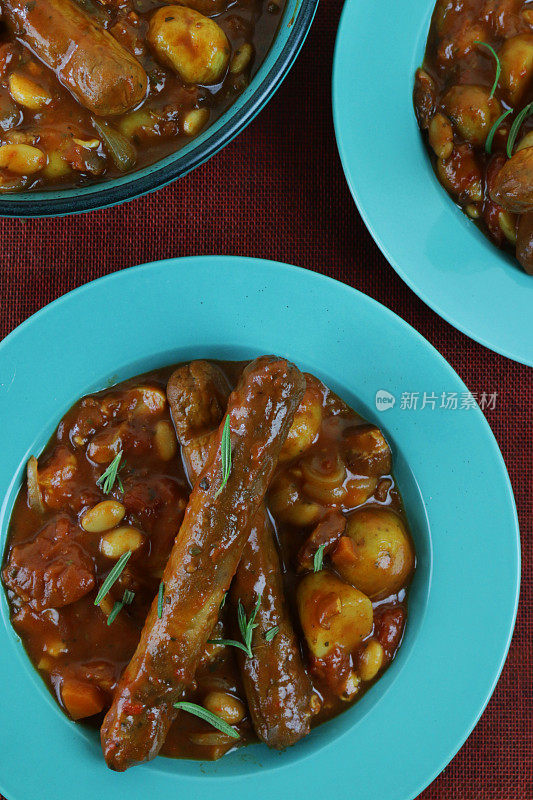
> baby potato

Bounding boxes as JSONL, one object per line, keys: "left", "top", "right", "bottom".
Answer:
{"left": 499, "top": 34, "right": 533, "bottom": 106}
{"left": 297, "top": 571, "right": 373, "bottom": 659}
{"left": 268, "top": 470, "right": 322, "bottom": 526}
{"left": 442, "top": 85, "right": 501, "bottom": 147}
{"left": 148, "top": 6, "right": 230, "bottom": 85}
{"left": 42, "top": 151, "right": 71, "bottom": 180}
{"left": 331, "top": 507, "right": 415, "bottom": 600}
{"left": 279, "top": 376, "right": 323, "bottom": 462}
{"left": 516, "top": 130, "right": 533, "bottom": 153}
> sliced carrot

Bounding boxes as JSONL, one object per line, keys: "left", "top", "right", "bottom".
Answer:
{"left": 61, "top": 678, "right": 105, "bottom": 720}
{"left": 331, "top": 535, "right": 357, "bottom": 566}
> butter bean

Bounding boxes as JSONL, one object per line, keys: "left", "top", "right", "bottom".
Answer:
{"left": 100, "top": 527, "right": 143, "bottom": 558}
{"left": 81, "top": 500, "right": 126, "bottom": 533}
{"left": 0, "top": 143, "right": 46, "bottom": 174}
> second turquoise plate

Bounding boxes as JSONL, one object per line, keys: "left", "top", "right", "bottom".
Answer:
{"left": 332, "top": 0, "right": 533, "bottom": 367}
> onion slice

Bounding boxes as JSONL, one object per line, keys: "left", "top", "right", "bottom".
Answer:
{"left": 27, "top": 455, "right": 44, "bottom": 514}
{"left": 91, "top": 118, "right": 137, "bottom": 172}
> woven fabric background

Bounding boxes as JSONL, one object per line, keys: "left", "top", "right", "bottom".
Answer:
{"left": 0, "top": 0, "right": 531, "bottom": 797}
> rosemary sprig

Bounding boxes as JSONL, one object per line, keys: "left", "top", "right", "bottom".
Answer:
{"left": 96, "top": 450, "right": 124, "bottom": 494}
{"left": 173, "top": 701, "right": 240, "bottom": 739}
{"left": 264, "top": 625, "right": 279, "bottom": 642}
{"left": 507, "top": 101, "right": 533, "bottom": 157}
{"left": 157, "top": 581, "right": 165, "bottom": 619}
{"left": 313, "top": 543, "right": 326, "bottom": 573}
{"left": 214, "top": 415, "right": 231, "bottom": 498}
{"left": 209, "top": 594, "right": 262, "bottom": 658}
{"left": 485, "top": 108, "right": 512, "bottom": 154}
{"left": 94, "top": 550, "right": 132, "bottom": 606}
{"left": 474, "top": 41, "right": 501, "bottom": 99}
{"left": 106, "top": 588, "right": 135, "bottom": 626}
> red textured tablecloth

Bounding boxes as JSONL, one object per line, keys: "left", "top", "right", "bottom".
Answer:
{"left": 0, "top": 0, "right": 531, "bottom": 797}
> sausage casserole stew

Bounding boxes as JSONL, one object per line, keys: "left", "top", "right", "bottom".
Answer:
{"left": 0, "top": 0, "right": 285, "bottom": 191}
{"left": 415, "top": 0, "right": 533, "bottom": 274}
{"left": 2, "top": 357, "right": 415, "bottom": 767}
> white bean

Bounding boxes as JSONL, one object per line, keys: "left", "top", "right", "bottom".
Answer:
{"left": 0, "top": 143, "right": 46, "bottom": 174}
{"left": 81, "top": 500, "right": 126, "bottom": 533}
{"left": 100, "top": 527, "right": 144, "bottom": 558}
{"left": 8, "top": 73, "right": 52, "bottom": 110}
{"left": 154, "top": 420, "right": 178, "bottom": 461}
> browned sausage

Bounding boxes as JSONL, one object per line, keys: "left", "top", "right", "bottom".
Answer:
{"left": 2, "top": 0, "right": 148, "bottom": 115}
{"left": 168, "top": 361, "right": 317, "bottom": 749}
{"left": 490, "top": 147, "right": 533, "bottom": 213}
{"left": 229, "top": 511, "right": 318, "bottom": 747}
{"left": 101, "top": 356, "right": 305, "bottom": 770}
{"left": 516, "top": 211, "right": 533, "bottom": 273}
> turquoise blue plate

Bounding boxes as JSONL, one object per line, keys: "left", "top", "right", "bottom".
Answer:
{"left": 0, "top": 257, "right": 520, "bottom": 800}
{"left": 332, "top": 0, "right": 533, "bottom": 367}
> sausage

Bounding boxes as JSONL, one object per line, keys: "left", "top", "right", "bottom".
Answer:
{"left": 101, "top": 356, "right": 305, "bottom": 770}
{"left": 229, "top": 511, "right": 318, "bottom": 747}
{"left": 168, "top": 361, "right": 317, "bottom": 749}
{"left": 2, "top": 0, "right": 148, "bottom": 116}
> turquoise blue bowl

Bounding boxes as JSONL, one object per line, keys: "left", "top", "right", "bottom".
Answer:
{"left": 0, "top": 0, "right": 317, "bottom": 218}
{"left": 332, "top": 0, "right": 533, "bottom": 367}
{"left": 0, "top": 257, "right": 520, "bottom": 800}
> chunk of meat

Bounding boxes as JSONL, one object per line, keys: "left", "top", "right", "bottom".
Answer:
{"left": 2, "top": 516, "right": 95, "bottom": 610}
{"left": 297, "top": 508, "right": 346, "bottom": 572}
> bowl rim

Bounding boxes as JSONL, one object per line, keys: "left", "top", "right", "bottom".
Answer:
{"left": 331, "top": 0, "right": 533, "bottom": 367}
{"left": 0, "top": 256, "right": 520, "bottom": 800}
{"left": 0, "top": 0, "right": 318, "bottom": 218}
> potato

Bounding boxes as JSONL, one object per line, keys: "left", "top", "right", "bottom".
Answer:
{"left": 279, "top": 376, "right": 322, "bottom": 462}
{"left": 331, "top": 507, "right": 415, "bottom": 599}
{"left": 297, "top": 571, "right": 373, "bottom": 658}
{"left": 268, "top": 470, "right": 322, "bottom": 526}
{"left": 499, "top": 34, "right": 533, "bottom": 106}
{"left": 442, "top": 85, "right": 501, "bottom": 147}
{"left": 490, "top": 147, "right": 533, "bottom": 213}
{"left": 148, "top": 6, "right": 230, "bottom": 85}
